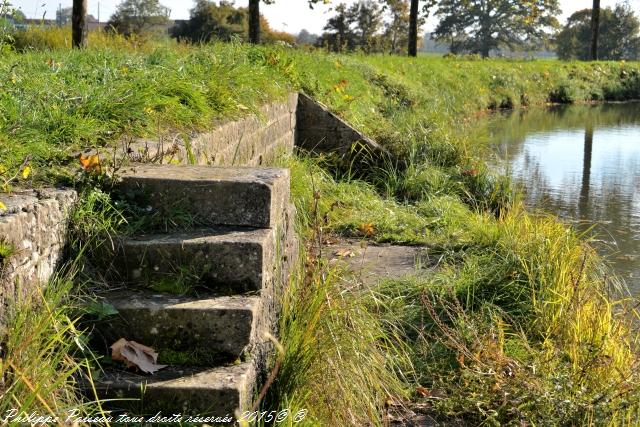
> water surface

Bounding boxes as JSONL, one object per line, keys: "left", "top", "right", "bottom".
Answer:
{"left": 487, "top": 103, "right": 640, "bottom": 293}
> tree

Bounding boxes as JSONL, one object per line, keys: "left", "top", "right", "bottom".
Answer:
{"left": 171, "top": 0, "right": 246, "bottom": 42}
{"left": 72, "top": 0, "right": 87, "bottom": 48}
{"left": 556, "top": 5, "right": 640, "bottom": 61}
{"left": 106, "top": 0, "right": 170, "bottom": 37}
{"left": 590, "top": 0, "right": 600, "bottom": 60}
{"left": 317, "top": 2, "right": 357, "bottom": 52}
{"left": 433, "top": 0, "right": 560, "bottom": 57}
{"left": 352, "top": 0, "right": 383, "bottom": 52}
{"left": 383, "top": 0, "right": 410, "bottom": 54}
{"left": 296, "top": 29, "right": 318, "bottom": 45}
{"left": 171, "top": 0, "right": 294, "bottom": 44}
{"left": 408, "top": 0, "right": 435, "bottom": 56}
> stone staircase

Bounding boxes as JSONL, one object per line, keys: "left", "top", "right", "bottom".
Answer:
{"left": 87, "top": 165, "right": 296, "bottom": 416}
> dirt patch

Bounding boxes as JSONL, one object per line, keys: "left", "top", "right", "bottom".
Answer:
{"left": 325, "top": 239, "right": 436, "bottom": 286}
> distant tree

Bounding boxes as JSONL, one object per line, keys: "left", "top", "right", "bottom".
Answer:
{"left": 317, "top": 2, "right": 357, "bottom": 52}
{"left": 171, "top": 0, "right": 293, "bottom": 44}
{"left": 556, "top": 5, "right": 640, "bottom": 61}
{"left": 433, "top": 0, "right": 560, "bottom": 57}
{"left": 171, "top": 0, "right": 246, "bottom": 42}
{"left": 352, "top": 0, "right": 383, "bottom": 52}
{"left": 591, "top": 0, "right": 600, "bottom": 60}
{"left": 382, "top": 0, "right": 410, "bottom": 54}
{"left": 106, "top": 0, "right": 170, "bottom": 37}
{"left": 296, "top": 28, "right": 318, "bottom": 45}
{"left": 72, "top": 0, "right": 87, "bottom": 48}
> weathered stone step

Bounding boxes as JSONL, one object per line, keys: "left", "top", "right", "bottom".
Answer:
{"left": 92, "top": 291, "right": 260, "bottom": 363}
{"left": 116, "top": 165, "right": 290, "bottom": 229}
{"left": 105, "top": 227, "right": 274, "bottom": 293}
{"left": 93, "top": 363, "right": 255, "bottom": 416}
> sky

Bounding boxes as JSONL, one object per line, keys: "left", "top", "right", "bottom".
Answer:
{"left": 10, "top": 0, "right": 640, "bottom": 35}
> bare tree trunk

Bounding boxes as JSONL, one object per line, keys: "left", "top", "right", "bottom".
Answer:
{"left": 579, "top": 123, "right": 594, "bottom": 218}
{"left": 249, "top": 0, "right": 260, "bottom": 44}
{"left": 408, "top": 0, "right": 418, "bottom": 57}
{"left": 590, "top": 0, "right": 601, "bottom": 60}
{"left": 72, "top": 0, "right": 87, "bottom": 49}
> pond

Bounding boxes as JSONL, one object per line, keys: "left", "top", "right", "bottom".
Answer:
{"left": 487, "top": 102, "right": 640, "bottom": 294}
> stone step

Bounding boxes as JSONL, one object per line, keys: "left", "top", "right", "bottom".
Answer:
{"left": 93, "top": 363, "right": 255, "bottom": 416}
{"left": 105, "top": 227, "right": 274, "bottom": 293}
{"left": 115, "top": 165, "right": 290, "bottom": 229}
{"left": 92, "top": 291, "right": 261, "bottom": 363}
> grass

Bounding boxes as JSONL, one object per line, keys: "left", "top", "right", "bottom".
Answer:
{"left": 0, "top": 268, "right": 101, "bottom": 421}
{"left": 2, "top": 30, "right": 640, "bottom": 424}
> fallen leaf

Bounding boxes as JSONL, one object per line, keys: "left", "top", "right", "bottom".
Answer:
{"left": 416, "top": 387, "right": 430, "bottom": 397}
{"left": 79, "top": 154, "right": 102, "bottom": 174}
{"left": 21, "top": 166, "right": 31, "bottom": 180}
{"left": 334, "top": 248, "right": 356, "bottom": 258}
{"left": 110, "top": 338, "right": 167, "bottom": 374}
{"left": 358, "top": 222, "right": 375, "bottom": 237}
{"left": 0, "top": 201, "right": 6, "bottom": 212}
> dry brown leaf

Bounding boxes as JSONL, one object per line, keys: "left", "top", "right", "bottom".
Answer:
{"left": 358, "top": 222, "right": 375, "bottom": 237}
{"left": 110, "top": 338, "right": 167, "bottom": 374}
{"left": 334, "top": 248, "right": 356, "bottom": 258}
{"left": 415, "top": 387, "right": 430, "bottom": 397}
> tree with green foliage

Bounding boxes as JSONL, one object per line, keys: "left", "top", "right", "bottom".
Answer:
{"left": 171, "top": 0, "right": 246, "bottom": 42}
{"left": 433, "top": 0, "right": 560, "bottom": 57}
{"left": 171, "top": 0, "right": 294, "bottom": 44}
{"left": 557, "top": 4, "right": 640, "bottom": 61}
{"left": 352, "top": 0, "right": 384, "bottom": 52}
{"left": 106, "top": 0, "right": 170, "bottom": 38}
{"left": 317, "top": 2, "right": 356, "bottom": 52}
{"left": 383, "top": 0, "right": 410, "bottom": 54}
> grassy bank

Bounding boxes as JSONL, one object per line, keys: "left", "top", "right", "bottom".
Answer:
{"left": 1, "top": 35, "right": 640, "bottom": 424}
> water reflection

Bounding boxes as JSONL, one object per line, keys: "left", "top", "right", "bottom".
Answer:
{"left": 488, "top": 103, "right": 640, "bottom": 292}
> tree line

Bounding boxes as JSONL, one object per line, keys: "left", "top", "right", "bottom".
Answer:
{"left": 64, "top": 0, "right": 639, "bottom": 60}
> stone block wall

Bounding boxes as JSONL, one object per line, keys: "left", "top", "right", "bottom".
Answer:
{"left": 122, "top": 93, "right": 298, "bottom": 167}
{"left": 0, "top": 189, "right": 77, "bottom": 333}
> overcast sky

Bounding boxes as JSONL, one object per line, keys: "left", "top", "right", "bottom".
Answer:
{"left": 10, "top": 0, "right": 640, "bottom": 35}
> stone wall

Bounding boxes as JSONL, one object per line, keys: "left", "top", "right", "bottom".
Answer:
{"left": 121, "top": 93, "right": 298, "bottom": 167}
{"left": 295, "top": 93, "right": 387, "bottom": 158}
{"left": 0, "top": 189, "right": 77, "bottom": 333}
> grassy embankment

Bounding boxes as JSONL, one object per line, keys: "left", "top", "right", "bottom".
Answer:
{"left": 1, "top": 31, "right": 640, "bottom": 424}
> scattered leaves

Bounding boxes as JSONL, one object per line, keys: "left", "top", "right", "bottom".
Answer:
{"left": 21, "top": 166, "right": 31, "bottom": 180}
{"left": 111, "top": 338, "right": 167, "bottom": 374}
{"left": 358, "top": 222, "right": 375, "bottom": 237}
{"left": 416, "top": 387, "right": 430, "bottom": 397}
{"left": 334, "top": 248, "right": 356, "bottom": 258}
{"left": 79, "top": 153, "right": 102, "bottom": 174}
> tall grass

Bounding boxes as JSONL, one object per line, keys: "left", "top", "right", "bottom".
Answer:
{"left": 0, "top": 269, "right": 99, "bottom": 420}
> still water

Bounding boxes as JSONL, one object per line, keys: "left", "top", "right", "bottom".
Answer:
{"left": 488, "top": 103, "right": 640, "bottom": 294}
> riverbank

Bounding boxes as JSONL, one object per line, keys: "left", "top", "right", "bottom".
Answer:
{"left": 1, "top": 38, "right": 640, "bottom": 424}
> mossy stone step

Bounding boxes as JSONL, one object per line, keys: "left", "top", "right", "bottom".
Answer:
{"left": 92, "top": 290, "right": 261, "bottom": 362}
{"left": 116, "top": 165, "right": 290, "bottom": 229}
{"left": 105, "top": 227, "right": 275, "bottom": 293}
{"left": 93, "top": 363, "right": 255, "bottom": 416}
